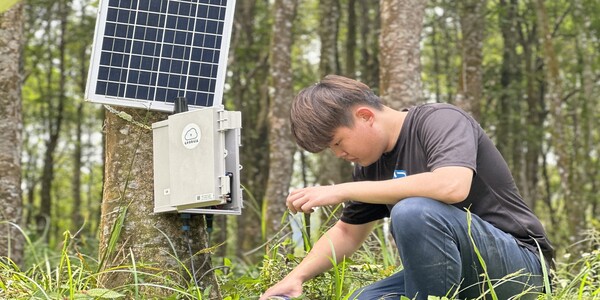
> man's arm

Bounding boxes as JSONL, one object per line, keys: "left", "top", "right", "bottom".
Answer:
{"left": 287, "top": 166, "right": 474, "bottom": 214}
{"left": 259, "top": 220, "right": 375, "bottom": 300}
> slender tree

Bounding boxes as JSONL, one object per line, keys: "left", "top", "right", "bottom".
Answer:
{"left": 316, "top": 0, "right": 350, "bottom": 188}
{"left": 37, "top": 0, "right": 69, "bottom": 242}
{"left": 0, "top": 2, "right": 24, "bottom": 266}
{"left": 456, "top": 0, "right": 486, "bottom": 120}
{"left": 534, "top": 0, "right": 586, "bottom": 244}
{"left": 228, "top": 0, "right": 272, "bottom": 258}
{"left": 358, "top": 0, "right": 380, "bottom": 89}
{"left": 264, "top": 0, "right": 299, "bottom": 239}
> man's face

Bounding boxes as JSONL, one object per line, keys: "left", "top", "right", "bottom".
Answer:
{"left": 327, "top": 117, "right": 384, "bottom": 167}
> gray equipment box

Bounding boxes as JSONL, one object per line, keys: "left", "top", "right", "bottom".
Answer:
{"left": 152, "top": 106, "right": 243, "bottom": 215}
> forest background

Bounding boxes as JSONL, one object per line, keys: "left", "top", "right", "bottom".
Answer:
{"left": 0, "top": 0, "right": 599, "bottom": 299}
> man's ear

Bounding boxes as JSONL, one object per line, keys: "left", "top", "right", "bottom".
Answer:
{"left": 355, "top": 106, "right": 375, "bottom": 123}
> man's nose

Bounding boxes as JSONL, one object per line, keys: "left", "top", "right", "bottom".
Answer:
{"left": 330, "top": 147, "right": 347, "bottom": 158}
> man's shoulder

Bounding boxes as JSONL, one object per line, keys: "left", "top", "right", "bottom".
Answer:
{"left": 411, "top": 103, "right": 465, "bottom": 115}
{"left": 409, "top": 103, "right": 475, "bottom": 125}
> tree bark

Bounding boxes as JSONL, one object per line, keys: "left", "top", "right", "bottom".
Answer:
{"left": 0, "top": 2, "right": 24, "bottom": 266}
{"left": 264, "top": 0, "right": 299, "bottom": 238}
{"left": 317, "top": 0, "right": 351, "bottom": 188}
{"left": 496, "top": 0, "right": 522, "bottom": 181}
{"left": 358, "top": 1, "right": 380, "bottom": 89}
{"left": 229, "top": 0, "right": 271, "bottom": 258}
{"left": 99, "top": 107, "right": 220, "bottom": 298}
{"left": 38, "top": 0, "right": 69, "bottom": 243}
{"left": 457, "top": 0, "right": 486, "bottom": 121}
{"left": 534, "top": 0, "right": 585, "bottom": 243}
{"left": 379, "top": 0, "right": 426, "bottom": 107}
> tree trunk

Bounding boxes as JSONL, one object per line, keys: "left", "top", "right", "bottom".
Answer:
{"left": 264, "top": 0, "right": 299, "bottom": 239}
{"left": 229, "top": 0, "right": 271, "bottom": 259}
{"left": 358, "top": 1, "right": 379, "bottom": 89}
{"left": 72, "top": 102, "right": 84, "bottom": 230}
{"left": 345, "top": 0, "right": 357, "bottom": 78}
{"left": 38, "top": 0, "right": 69, "bottom": 243}
{"left": 0, "top": 2, "right": 24, "bottom": 266}
{"left": 317, "top": 0, "right": 351, "bottom": 188}
{"left": 319, "top": 0, "right": 340, "bottom": 76}
{"left": 379, "top": 0, "right": 425, "bottom": 107}
{"left": 457, "top": 0, "right": 486, "bottom": 121}
{"left": 496, "top": 0, "right": 523, "bottom": 185}
{"left": 98, "top": 107, "right": 220, "bottom": 298}
{"left": 534, "top": 0, "right": 585, "bottom": 243}
{"left": 519, "top": 6, "right": 544, "bottom": 210}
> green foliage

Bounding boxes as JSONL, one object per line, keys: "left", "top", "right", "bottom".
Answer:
{"left": 0, "top": 227, "right": 217, "bottom": 299}
{"left": 0, "top": 0, "right": 20, "bottom": 14}
{"left": 2, "top": 222, "right": 600, "bottom": 299}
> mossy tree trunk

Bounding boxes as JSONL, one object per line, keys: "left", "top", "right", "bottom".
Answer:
{"left": 98, "top": 107, "right": 220, "bottom": 298}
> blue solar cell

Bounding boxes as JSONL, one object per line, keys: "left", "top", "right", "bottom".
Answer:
{"left": 166, "top": 15, "right": 177, "bottom": 28}
{"left": 166, "top": 89, "right": 178, "bottom": 101}
{"left": 168, "top": 75, "right": 181, "bottom": 88}
{"left": 98, "top": 66, "right": 110, "bottom": 80}
{"left": 100, "top": 52, "right": 111, "bottom": 65}
{"left": 117, "top": 9, "right": 133, "bottom": 23}
{"left": 172, "top": 45, "right": 186, "bottom": 59}
{"left": 96, "top": 81, "right": 107, "bottom": 94}
{"left": 138, "top": 86, "right": 150, "bottom": 99}
{"left": 105, "top": 22, "right": 116, "bottom": 36}
{"left": 203, "top": 34, "right": 216, "bottom": 48}
{"left": 171, "top": 60, "right": 183, "bottom": 73}
{"left": 110, "top": 53, "right": 125, "bottom": 66}
{"left": 106, "top": 82, "right": 120, "bottom": 96}
{"left": 128, "top": 70, "right": 139, "bottom": 84}
{"left": 205, "top": 20, "right": 218, "bottom": 34}
{"left": 107, "top": 8, "right": 118, "bottom": 22}
{"left": 141, "top": 57, "right": 158, "bottom": 71}
{"left": 175, "top": 31, "right": 193, "bottom": 45}
{"left": 208, "top": 6, "right": 220, "bottom": 19}
{"left": 164, "top": 29, "right": 175, "bottom": 43}
{"left": 179, "top": 3, "right": 192, "bottom": 16}
{"left": 125, "top": 85, "right": 137, "bottom": 98}
{"left": 108, "top": 68, "right": 124, "bottom": 81}
{"left": 140, "top": 71, "right": 152, "bottom": 83}
{"left": 142, "top": 42, "right": 157, "bottom": 56}
{"left": 148, "top": 13, "right": 164, "bottom": 27}
{"left": 113, "top": 38, "right": 128, "bottom": 52}
{"left": 145, "top": 27, "right": 159, "bottom": 41}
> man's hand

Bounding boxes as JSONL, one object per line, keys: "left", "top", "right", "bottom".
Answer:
{"left": 259, "top": 277, "right": 303, "bottom": 300}
{"left": 286, "top": 185, "right": 345, "bottom": 214}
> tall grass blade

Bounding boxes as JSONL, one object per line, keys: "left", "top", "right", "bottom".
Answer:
{"left": 465, "top": 210, "right": 498, "bottom": 300}
{"left": 97, "top": 204, "right": 129, "bottom": 273}
{"left": 129, "top": 247, "right": 139, "bottom": 298}
{"left": 534, "top": 238, "right": 552, "bottom": 300}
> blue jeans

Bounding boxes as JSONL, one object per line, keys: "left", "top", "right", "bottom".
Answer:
{"left": 351, "top": 197, "right": 544, "bottom": 300}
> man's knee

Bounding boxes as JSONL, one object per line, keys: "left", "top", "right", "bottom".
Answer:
{"left": 390, "top": 197, "right": 441, "bottom": 223}
{"left": 390, "top": 197, "right": 456, "bottom": 240}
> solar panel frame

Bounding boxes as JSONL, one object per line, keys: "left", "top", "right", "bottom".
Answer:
{"left": 85, "top": 0, "right": 235, "bottom": 112}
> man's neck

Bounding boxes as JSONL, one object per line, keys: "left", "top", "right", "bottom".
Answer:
{"left": 380, "top": 106, "right": 408, "bottom": 153}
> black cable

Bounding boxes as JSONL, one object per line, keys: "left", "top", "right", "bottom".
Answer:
{"left": 181, "top": 213, "right": 198, "bottom": 285}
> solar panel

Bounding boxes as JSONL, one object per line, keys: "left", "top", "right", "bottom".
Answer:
{"left": 85, "top": 0, "right": 235, "bottom": 112}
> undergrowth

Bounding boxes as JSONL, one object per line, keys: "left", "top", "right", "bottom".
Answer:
{"left": 1, "top": 221, "right": 599, "bottom": 299}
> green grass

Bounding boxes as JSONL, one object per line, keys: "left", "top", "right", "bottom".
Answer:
{"left": 2, "top": 219, "right": 600, "bottom": 300}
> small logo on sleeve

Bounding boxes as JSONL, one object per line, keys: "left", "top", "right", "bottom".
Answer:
{"left": 393, "top": 170, "right": 407, "bottom": 179}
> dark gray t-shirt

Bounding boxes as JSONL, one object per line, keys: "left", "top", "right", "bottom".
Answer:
{"left": 340, "top": 103, "right": 554, "bottom": 265}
